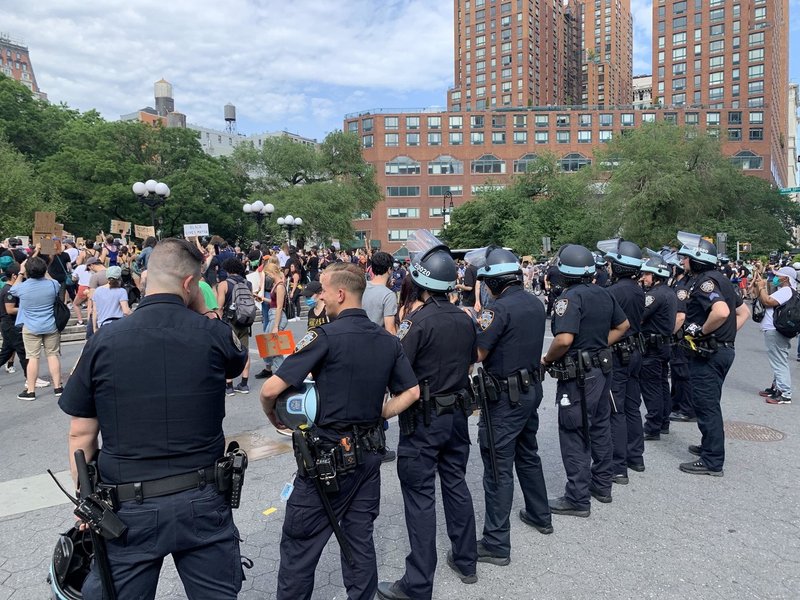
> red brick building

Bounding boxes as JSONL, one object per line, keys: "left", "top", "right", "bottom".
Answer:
{"left": 0, "top": 33, "right": 46, "bottom": 100}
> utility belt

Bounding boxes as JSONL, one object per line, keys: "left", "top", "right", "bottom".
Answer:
{"left": 293, "top": 423, "right": 385, "bottom": 494}
{"left": 399, "top": 382, "right": 471, "bottom": 435}
{"left": 492, "top": 369, "right": 538, "bottom": 406}
{"left": 679, "top": 334, "right": 734, "bottom": 359}
{"left": 97, "top": 442, "right": 248, "bottom": 509}
{"left": 546, "top": 349, "right": 613, "bottom": 382}
{"left": 640, "top": 332, "right": 673, "bottom": 350}
{"left": 611, "top": 336, "right": 642, "bottom": 365}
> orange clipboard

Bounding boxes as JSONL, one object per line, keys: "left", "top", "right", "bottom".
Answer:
{"left": 255, "top": 330, "right": 296, "bottom": 358}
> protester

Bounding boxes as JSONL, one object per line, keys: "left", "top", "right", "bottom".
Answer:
{"left": 90, "top": 265, "right": 131, "bottom": 330}
{"left": 753, "top": 266, "right": 795, "bottom": 404}
{"left": 254, "top": 262, "right": 288, "bottom": 383}
{"left": 303, "top": 281, "right": 330, "bottom": 329}
{"left": 216, "top": 257, "right": 252, "bottom": 395}
{"left": 362, "top": 251, "right": 397, "bottom": 334}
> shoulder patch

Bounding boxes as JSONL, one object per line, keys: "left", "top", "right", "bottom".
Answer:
{"left": 294, "top": 330, "right": 318, "bottom": 352}
{"left": 700, "top": 280, "right": 715, "bottom": 293}
{"left": 677, "top": 289, "right": 688, "bottom": 301}
{"left": 645, "top": 294, "right": 655, "bottom": 307}
{"left": 231, "top": 329, "right": 243, "bottom": 352}
{"left": 554, "top": 298, "right": 569, "bottom": 317}
{"left": 478, "top": 309, "right": 495, "bottom": 331}
{"left": 397, "top": 319, "right": 412, "bottom": 340}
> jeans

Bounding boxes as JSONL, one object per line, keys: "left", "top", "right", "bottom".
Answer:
{"left": 764, "top": 329, "right": 792, "bottom": 398}
{"left": 262, "top": 304, "right": 287, "bottom": 372}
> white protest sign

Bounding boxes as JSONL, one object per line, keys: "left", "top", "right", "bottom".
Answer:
{"left": 183, "top": 223, "right": 209, "bottom": 238}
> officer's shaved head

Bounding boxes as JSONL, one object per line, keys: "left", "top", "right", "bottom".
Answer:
{"left": 146, "top": 238, "right": 204, "bottom": 290}
{"left": 323, "top": 263, "right": 366, "bottom": 299}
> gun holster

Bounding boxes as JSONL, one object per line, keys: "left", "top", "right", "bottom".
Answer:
{"left": 215, "top": 441, "right": 248, "bottom": 508}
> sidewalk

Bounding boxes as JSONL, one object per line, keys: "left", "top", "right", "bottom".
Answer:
{"left": 0, "top": 319, "right": 797, "bottom": 599}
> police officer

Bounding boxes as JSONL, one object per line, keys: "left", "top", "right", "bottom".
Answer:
{"left": 378, "top": 230, "right": 478, "bottom": 600}
{"left": 639, "top": 251, "right": 679, "bottom": 440}
{"left": 597, "top": 238, "right": 645, "bottom": 483}
{"left": 593, "top": 252, "right": 609, "bottom": 287}
{"left": 676, "top": 232, "right": 748, "bottom": 476}
{"left": 467, "top": 245, "right": 551, "bottom": 564}
{"left": 544, "top": 258, "right": 563, "bottom": 318}
{"left": 260, "top": 262, "right": 419, "bottom": 600}
{"left": 543, "top": 244, "right": 629, "bottom": 515}
{"left": 667, "top": 253, "right": 695, "bottom": 422}
{"left": 59, "top": 238, "right": 249, "bottom": 599}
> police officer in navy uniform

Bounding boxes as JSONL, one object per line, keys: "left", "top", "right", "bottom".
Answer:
{"left": 59, "top": 238, "right": 249, "bottom": 600}
{"left": 466, "top": 245, "right": 551, "bottom": 564}
{"left": 667, "top": 255, "right": 695, "bottom": 422}
{"left": 543, "top": 244, "right": 629, "bottom": 515}
{"left": 676, "top": 232, "right": 749, "bottom": 476}
{"left": 378, "top": 230, "right": 478, "bottom": 600}
{"left": 260, "top": 262, "right": 419, "bottom": 600}
{"left": 639, "top": 251, "right": 679, "bottom": 441}
{"left": 597, "top": 238, "right": 646, "bottom": 484}
{"left": 593, "top": 252, "right": 609, "bottom": 287}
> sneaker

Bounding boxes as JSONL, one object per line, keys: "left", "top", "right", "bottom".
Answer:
{"left": 4, "top": 364, "right": 15, "bottom": 374}
{"left": 35, "top": 378, "right": 51, "bottom": 388}
{"left": 254, "top": 368, "right": 273, "bottom": 380}
{"left": 53, "top": 387, "right": 63, "bottom": 397}
{"left": 225, "top": 384, "right": 235, "bottom": 396}
{"left": 234, "top": 382, "right": 250, "bottom": 394}
{"left": 476, "top": 540, "right": 510, "bottom": 566}
{"left": 519, "top": 510, "right": 554, "bottom": 534}
{"left": 17, "top": 390, "right": 35, "bottom": 401}
{"left": 446, "top": 550, "right": 478, "bottom": 584}
{"left": 759, "top": 386, "right": 776, "bottom": 398}
{"left": 679, "top": 460, "right": 723, "bottom": 477}
{"left": 688, "top": 444, "right": 702, "bottom": 456}
{"left": 381, "top": 450, "right": 397, "bottom": 463}
{"left": 766, "top": 394, "right": 791, "bottom": 405}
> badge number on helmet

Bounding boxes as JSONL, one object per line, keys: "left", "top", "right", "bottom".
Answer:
{"left": 295, "top": 331, "right": 318, "bottom": 352}
{"left": 555, "top": 299, "right": 569, "bottom": 317}
{"left": 397, "top": 320, "right": 412, "bottom": 340}
{"left": 645, "top": 295, "right": 655, "bottom": 307}
{"left": 700, "top": 280, "right": 715, "bottom": 294}
{"left": 478, "top": 309, "right": 495, "bottom": 331}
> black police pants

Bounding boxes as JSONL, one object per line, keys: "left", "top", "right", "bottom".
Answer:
{"left": 82, "top": 486, "right": 242, "bottom": 600}
{"left": 396, "top": 409, "right": 476, "bottom": 600}
{"left": 557, "top": 368, "right": 612, "bottom": 509}
{"left": 670, "top": 346, "right": 695, "bottom": 417}
{"left": 0, "top": 320, "right": 27, "bottom": 375}
{"left": 688, "top": 347, "right": 734, "bottom": 472}
{"left": 609, "top": 350, "right": 643, "bottom": 475}
{"left": 641, "top": 346, "right": 672, "bottom": 435}
{"left": 478, "top": 384, "right": 549, "bottom": 556}
{"left": 277, "top": 451, "right": 383, "bottom": 600}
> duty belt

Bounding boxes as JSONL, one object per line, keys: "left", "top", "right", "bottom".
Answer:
{"left": 100, "top": 465, "right": 217, "bottom": 505}
{"left": 640, "top": 333, "right": 673, "bottom": 349}
{"left": 492, "top": 369, "right": 538, "bottom": 406}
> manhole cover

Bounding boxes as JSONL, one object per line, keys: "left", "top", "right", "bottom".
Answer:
{"left": 724, "top": 421, "right": 784, "bottom": 442}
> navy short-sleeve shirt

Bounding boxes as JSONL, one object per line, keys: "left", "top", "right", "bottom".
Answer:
{"left": 552, "top": 283, "right": 627, "bottom": 356}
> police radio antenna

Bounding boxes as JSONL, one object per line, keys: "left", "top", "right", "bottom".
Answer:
{"left": 46, "top": 469, "right": 80, "bottom": 506}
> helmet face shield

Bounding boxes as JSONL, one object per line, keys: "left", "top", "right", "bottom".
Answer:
{"left": 676, "top": 230, "right": 717, "bottom": 265}
{"left": 469, "top": 246, "right": 521, "bottom": 280}
{"left": 640, "top": 248, "right": 671, "bottom": 278}
{"left": 597, "top": 238, "right": 642, "bottom": 268}
{"left": 407, "top": 229, "right": 457, "bottom": 291}
{"left": 407, "top": 229, "right": 448, "bottom": 262}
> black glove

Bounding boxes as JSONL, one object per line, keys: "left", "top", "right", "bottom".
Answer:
{"left": 684, "top": 322, "right": 703, "bottom": 338}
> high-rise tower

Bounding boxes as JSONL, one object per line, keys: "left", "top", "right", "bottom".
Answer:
{"left": 581, "top": 0, "right": 633, "bottom": 107}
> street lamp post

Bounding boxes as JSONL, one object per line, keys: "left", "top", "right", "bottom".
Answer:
{"left": 276, "top": 215, "right": 303, "bottom": 245}
{"left": 132, "top": 179, "right": 170, "bottom": 236}
{"left": 442, "top": 191, "right": 454, "bottom": 229}
{"left": 242, "top": 200, "right": 275, "bottom": 245}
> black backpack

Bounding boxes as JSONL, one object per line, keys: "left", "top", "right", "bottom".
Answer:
{"left": 224, "top": 275, "right": 257, "bottom": 328}
{"left": 773, "top": 290, "right": 800, "bottom": 338}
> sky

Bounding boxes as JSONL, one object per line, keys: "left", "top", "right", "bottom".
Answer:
{"left": 5, "top": 0, "right": 800, "bottom": 142}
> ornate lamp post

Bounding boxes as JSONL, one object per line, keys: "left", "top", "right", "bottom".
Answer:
{"left": 242, "top": 200, "right": 275, "bottom": 244}
{"left": 132, "top": 179, "right": 170, "bottom": 235}
{"left": 442, "top": 191, "right": 455, "bottom": 229}
{"left": 277, "top": 215, "right": 303, "bottom": 245}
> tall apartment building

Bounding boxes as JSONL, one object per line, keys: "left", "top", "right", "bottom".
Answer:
{"left": 448, "top": 0, "right": 582, "bottom": 111}
{"left": 653, "top": 0, "right": 788, "bottom": 186}
{"left": 580, "top": 0, "right": 633, "bottom": 107}
{"left": 0, "top": 33, "right": 46, "bottom": 100}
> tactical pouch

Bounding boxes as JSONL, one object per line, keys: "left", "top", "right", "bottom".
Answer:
{"left": 596, "top": 348, "right": 613, "bottom": 374}
{"left": 434, "top": 394, "right": 456, "bottom": 416}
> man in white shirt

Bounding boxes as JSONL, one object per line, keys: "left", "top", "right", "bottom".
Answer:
{"left": 754, "top": 266, "right": 795, "bottom": 404}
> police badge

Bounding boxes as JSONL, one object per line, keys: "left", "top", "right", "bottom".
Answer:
{"left": 478, "top": 309, "right": 495, "bottom": 331}
{"left": 700, "top": 280, "right": 715, "bottom": 293}
{"left": 555, "top": 298, "right": 569, "bottom": 317}
{"left": 677, "top": 289, "right": 688, "bottom": 301}
{"left": 294, "top": 330, "right": 318, "bottom": 352}
{"left": 397, "top": 320, "right": 412, "bottom": 340}
{"left": 645, "top": 295, "right": 655, "bottom": 307}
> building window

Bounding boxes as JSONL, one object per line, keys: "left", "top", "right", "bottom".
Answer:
{"left": 748, "top": 48, "right": 764, "bottom": 62}
{"left": 748, "top": 128, "right": 763, "bottom": 141}
{"left": 385, "top": 133, "right": 399, "bottom": 147}
{"left": 491, "top": 115, "right": 506, "bottom": 129}
{"left": 428, "top": 132, "right": 442, "bottom": 146}
{"left": 406, "top": 116, "right": 420, "bottom": 130}
{"left": 706, "top": 112, "right": 721, "bottom": 126}
{"left": 492, "top": 132, "right": 506, "bottom": 144}
{"left": 556, "top": 114, "right": 570, "bottom": 127}
{"left": 621, "top": 113, "right": 635, "bottom": 126}
{"left": 556, "top": 131, "right": 570, "bottom": 144}
{"left": 472, "top": 154, "right": 506, "bottom": 174}
{"left": 710, "top": 40, "right": 725, "bottom": 53}
{"left": 428, "top": 185, "right": 463, "bottom": 197}
{"left": 599, "top": 130, "right": 613, "bottom": 143}
{"left": 449, "top": 116, "right": 463, "bottom": 129}
{"left": 749, "top": 111, "right": 764, "bottom": 124}
{"left": 749, "top": 32, "right": 764, "bottom": 46}
{"left": 730, "top": 150, "right": 762, "bottom": 169}
{"left": 449, "top": 132, "right": 463, "bottom": 145}
{"left": 385, "top": 156, "right": 421, "bottom": 176}
{"left": 388, "top": 230, "right": 411, "bottom": 241}
{"left": 385, "top": 116, "right": 399, "bottom": 130}
{"left": 362, "top": 135, "right": 373, "bottom": 148}
{"left": 513, "top": 114, "right": 527, "bottom": 128}
{"left": 728, "top": 111, "right": 742, "bottom": 125}
{"left": 559, "top": 153, "right": 591, "bottom": 172}
{"left": 534, "top": 131, "right": 549, "bottom": 144}
{"left": 642, "top": 113, "right": 656, "bottom": 123}
{"left": 387, "top": 208, "right": 420, "bottom": 218}
{"left": 579, "top": 114, "right": 592, "bottom": 127}
{"left": 470, "top": 115, "right": 485, "bottom": 129}
{"left": 386, "top": 187, "right": 420, "bottom": 198}
{"left": 748, "top": 97, "right": 764, "bottom": 108}
{"left": 748, "top": 64, "right": 764, "bottom": 78}
{"left": 599, "top": 113, "right": 613, "bottom": 127}
{"left": 727, "top": 129, "right": 742, "bottom": 141}
{"left": 513, "top": 153, "right": 539, "bottom": 173}
{"left": 428, "top": 116, "right": 441, "bottom": 129}
{"left": 471, "top": 132, "right": 485, "bottom": 145}
{"left": 428, "top": 155, "right": 464, "bottom": 175}
{"left": 406, "top": 133, "right": 420, "bottom": 146}
{"left": 578, "top": 130, "right": 592, "bottom": 144}
{"left": 347, "top": 121, "right": 359, "bottom": 132}
{"left": 513, "top": 131, "right": 528, "bottom": 144}
{"left": 362, "top": 118, "right": 373, "bottom": 131}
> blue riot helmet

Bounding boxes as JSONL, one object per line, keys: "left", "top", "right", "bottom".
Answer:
{"left": 597, "top": 238, "right": 642, "bottom": 279}
{"left": 275, "top": 380, "right": 318, "bottom": 430}
{"left": 406, "top": 229, "right": 457, "bottom": 293}
{"left": 640, "top": 248, "right": 671, "bottom": 279}
{"left": 676, "top": 231, "right": 717, "bottom": 272}
{"left": 556, "top": 244, "right": 595, "bottom": 284}
{"left": 49, "top": 527, "right": 93, "bottom": 599}
{"left": 593, "top": 252, "right": 606, "bottom": 268}
{"left": 465, "top": 245, "right": 522, "bottom": 295}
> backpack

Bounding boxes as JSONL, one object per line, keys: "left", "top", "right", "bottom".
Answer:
{"left": 773, "top": 290, "right": 800, "bottom": 338}
{"left": 224, "top": 275, "right": 257, "bottom": 328}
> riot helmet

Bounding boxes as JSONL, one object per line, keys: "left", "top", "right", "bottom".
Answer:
{"left": 597, "top": 238, "right": 642, "bottom": 279}
{"left": 640, "top": 248, "right": 671, "bottom": 279}
{"left": 676, "top": 231, "right": 717, "bottom": 272}
{"left": 465, "top": 245, "right": 522, "bottom": 295}
{"left": 556, "top": 244, "right": 595, "bottom": 284}
{"left": 406, "top": 229, "right": 457, "bottom": 293}
{"left": 49, "top": 527, "right": 94, "bottom": 600}
{"left": 274, "top": 380, "right": 318, "bottom": 430}
{"left": 592, "top": 252, "right": 606, "bottom": 268}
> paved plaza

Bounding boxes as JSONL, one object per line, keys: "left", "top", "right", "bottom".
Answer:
{"left": 0, "top": 317, "right": 797, "bottom": 599}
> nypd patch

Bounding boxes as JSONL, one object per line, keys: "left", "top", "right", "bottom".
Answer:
{"left": 677, "top": 289, "right": 689, "bottom": 301}
{"left": 397, "top": 319, "right": 412, "bottom": 340}
{"left": 700, "top": 280, "right": 715, "bottom": 293}
{"left": 554, "top": 298, "right": 569, "bottom": 317}
{"left": 645, "top": 295, "right": 655, "bottom": 307}
{"left": 294, "top": 330, "right": 318, "bottom": 352}
{"left": 478, "top": 309, "right": 495, "bottom": 331}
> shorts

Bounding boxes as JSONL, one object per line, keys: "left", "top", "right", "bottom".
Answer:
{"left": 76, "top": 285, "right": 90, "bottom": 301}
{"left": 22, "top": 327, "right": 60, "bottom": 358}
{"left": 233, "top": 325, "right": 250, "bottom": 353}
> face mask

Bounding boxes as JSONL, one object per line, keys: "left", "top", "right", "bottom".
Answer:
{"left": 250, "top": 261, "right": 259, "bottom": 269}
{"left": 305, "top": 297, "right": 317, "bottom": 308}
{"left": 772, "top": 276, "right": 781, "bottom": 286}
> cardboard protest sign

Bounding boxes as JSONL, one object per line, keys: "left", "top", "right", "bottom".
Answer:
{"left": 34, "top": 212, "right": 56, "bottom": 234}
{"left": 183, "top": 223, "right": 209, "bottom": 238}
{"left": 134, "top": 225, "right": 156, "bottom": 239}
{"left": 32, "top": 232, "right": 56, "bottom": 255}
{"left": 110, "top": 220, "right": 131, "bottom": 236}
{"left": 255, "top": 331, "right": 296, "bottom": 358}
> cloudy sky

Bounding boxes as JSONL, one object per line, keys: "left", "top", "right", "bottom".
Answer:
{"left": 6, "top": 0, "right": 800, "bottom": 141}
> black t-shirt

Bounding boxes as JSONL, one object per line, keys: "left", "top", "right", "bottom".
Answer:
{"left": 0, "top": 284, "right": 18, "bottom": 321}
{"left": 552, "top": 283, "right": 627, "bottom": 357}
{"left": 685, "top": 270, "right": 743, "bottom": 343}
{"left": 462, "top": 265, "right": 478, "bottom": 306}
{"left": 546, "top": 265, "right": 563, "bottom": 294}
{"left": 307, "top": 305, "right": 330, "bottom": 330}
{"left": 607, "top": 278, "right": 645, "bottom": 336}
{"left": 641, "top": 283, "right": 678, "bottom": 337}
{"left": 47, "top": 252, "right": 72, "bottom": 284}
